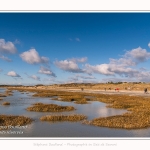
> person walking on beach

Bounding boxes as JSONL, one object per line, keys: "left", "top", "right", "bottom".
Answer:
{"left": 115, "top": 88, "right": 119, "bottom": 92}
{"left": 144, "top": 88, "right": 148, "bottom": 94}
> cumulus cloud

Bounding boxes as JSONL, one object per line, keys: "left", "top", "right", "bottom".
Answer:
{"left": 30, "top": 75, "right": 41, "bottom": 81}
{"left": 85, "top": 47, "right": 150, "bottom": 80}
{"left": 0, "top": 39, "right": 17, "bottom": 54}
{"left": 7, "top": 71, "right": 21, "bottom": 77}
{"left": 24, "top": 73, "right": 40, "bottom": 81}
{"left": 20, "top": 49, "right": 49, "bottom": 64}
{"left": 85, "top": 63, "right": 140, "bottom": 78}
{"left": 85, "top": 64, "right": 115, "bottom": 75}
{"left": 0, "top": 55, "right": 12, "bottom": 62}
{"left": 38, "top": 66, "right": 56, "bottom": 77}
{"left": 102, "top": 70, "right": 150, "bottom": 83}
{"left": 54, "top": 59, "right": 86, "bottom": 73}
{"left": 109, "top": 58, "right": 136, "bottom": 67}
{"left": 148, "top": 42, "right": 150, "bottom": 48}
{"left": 125, "top": 47, "right": 150, "bottom": 63}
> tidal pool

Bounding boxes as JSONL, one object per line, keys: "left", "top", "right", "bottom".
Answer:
{"left": 0, "top": 88, "right": 150, "bottom": 137}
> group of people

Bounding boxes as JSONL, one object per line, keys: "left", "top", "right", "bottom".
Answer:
{"left": 81, "top": 87, "right": 149, "bottom": 94}
{"left": 103, "top": 87, "right": 149, "bottom": 94}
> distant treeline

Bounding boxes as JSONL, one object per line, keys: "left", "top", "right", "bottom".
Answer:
{"left": 0, "top": 85, "right": 23, "bottom": 87}
{"left": 0, "top": 82, "right": 146, "bottom": 87}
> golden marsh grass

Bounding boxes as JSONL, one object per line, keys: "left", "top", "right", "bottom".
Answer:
{"left": 0, "top": 94, "right": 6, "bottom": 97}
{"left": 40, "top": 114, "right": 87, "bottom": 121}
{"left": 26, "top": 103, "right": 75, "bottom": 112}
{"left": 2, "top": 102, "right": 10, "bottom": 105}
{"left": 0, "top": 115, "right": 32, "bottom": 130}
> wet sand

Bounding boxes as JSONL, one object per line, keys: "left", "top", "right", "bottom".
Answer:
{"left": 49, "top": 88, "right": 150, "bottom": 97}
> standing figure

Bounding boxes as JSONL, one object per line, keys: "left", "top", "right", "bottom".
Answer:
{"left": 115, "top": 88, "right": 119, "bottom": 92}
{"left": 144, "top": 88, "right": 148, "bottom": 94}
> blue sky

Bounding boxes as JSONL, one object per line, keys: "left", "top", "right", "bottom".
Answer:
{"left": 1, "top": 13, "right": 150, "bottom": 85}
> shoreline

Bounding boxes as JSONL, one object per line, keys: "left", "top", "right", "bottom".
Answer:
{"left": 3, "top": 86, "right": 149, "bottom": 97}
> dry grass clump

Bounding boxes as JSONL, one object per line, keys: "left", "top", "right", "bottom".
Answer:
{"left": 0, "top": 94, "right": 7, "bottom": 97}
{"left": 40, "top": 114, "right": 87, "bottom": 122}
{"left": 26, "top": 103, "right": 75, "bottom": 112}
{"left": 0, "top": 98, "right": 3, "bottom": 100}
{"left": 75, "top": 98, "right": 89, "bottom": 104}
{"left": 90, "top": 112, "right": 150, "bottom": 129}
{"left": 2, "top": 102, "right": 10, "bottom": 105}
{"left": 59, "top": 95, "right": 84, "bottom": 101}
{"left": 5, "top": 90, "right": 13, "bottom": 96}
{"left": 0, "top": 115, "right": 32, "bottom": 130}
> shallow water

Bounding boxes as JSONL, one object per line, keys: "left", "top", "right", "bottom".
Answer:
{"left": 0, "top": 88, "right": 150, "bottom": 137}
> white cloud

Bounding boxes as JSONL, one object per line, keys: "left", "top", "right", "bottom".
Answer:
{"left": 7, "top": 71, "right": 21, "bottom": 77}
{"left": 0, "top": 55, "right": 12, "bottom": 62}
{"left": 20, "top": 49, "right": 49, "bottom": 64}
{"left": 125, "top": 47, "right": 150, "bottom": 63}
{"left": 85, "top": 64, "right": 115, "bottom": 75}
{"left": 109, "top": 58, "right": 136, "bottom": 67}
{"left": 0, "top": 39, "right": 17, "bottom": 54}
{"left": 30, "top": 75, "right": 41, "bottom": 81}
{"left": 102, "top": 70, "right": 150, "bottom": 83}
{"left": 84, "top": 47, "right": 150, "bottom": 80}
{"left": 85, "top": 63, "right": 140, "bottom": 78}
{"left": 54, "top": 59, "right": 86, "bottom": 73}
{"left": 25, "top": 73, "right": 40, "bottom": 81}
{"left": 38, "top": 66, "right": 56, "bottom": 77}
{"left": 148, "top": 42, "right": 150, "bottom": 48}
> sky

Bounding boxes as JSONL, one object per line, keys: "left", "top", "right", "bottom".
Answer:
{"left": 1, "top": 13, "right": 150, "bottom": 85}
